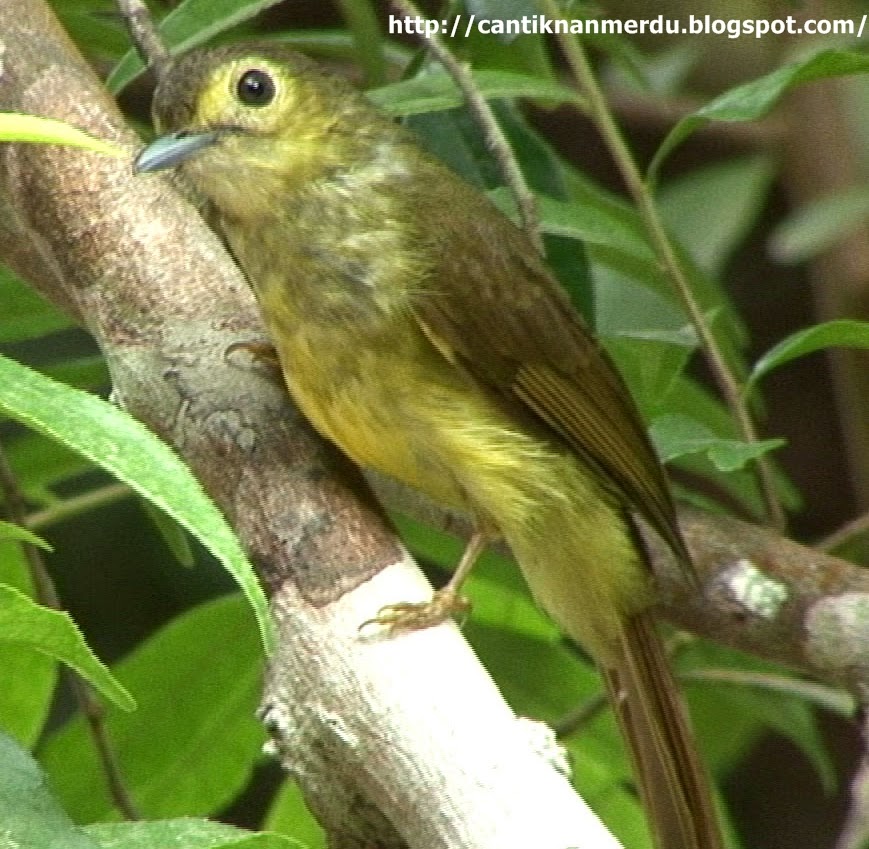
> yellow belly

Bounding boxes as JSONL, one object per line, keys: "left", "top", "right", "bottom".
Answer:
{"left": 262, "top": 291, "right": 651, "bottom": 660}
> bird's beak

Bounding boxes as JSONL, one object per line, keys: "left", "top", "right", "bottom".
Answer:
{"left": 133, "top": 129, "right": 221, "bottom": 173}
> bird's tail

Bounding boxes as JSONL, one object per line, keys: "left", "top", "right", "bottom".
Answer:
{"left": 602, "top": 610, "right": 722, "bottom": 849}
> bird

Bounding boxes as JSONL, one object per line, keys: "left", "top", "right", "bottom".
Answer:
{"left": 134, "top": 42, "right": 722, "bottom": 849}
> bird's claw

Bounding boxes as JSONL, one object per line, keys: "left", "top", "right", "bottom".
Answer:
{"left": 359, "top": 588, "right": 471, "bottom": 634}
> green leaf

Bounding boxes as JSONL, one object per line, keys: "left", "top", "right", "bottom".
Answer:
{"left": 509, "top": 191, "right": 655, "bottom": 265}
{"left": 651, "top": 49, "right": 869, "bottom": 178}
{"left": 39, "top": 594, "right": 264, "bottom": 821}
{"left": 369, "top": 68, "right": 584, "bottom": 117}
{"left": 659, "top": 155, "right": 776, "bottom": 276}
{"left": 265, "top": 781, "right": 326, "bottom": 847}
{"left": 0, "top": 113, "right": 123, "bottom": 157}
{"left": 0, "top": 546, "right": 57, "bottom": 746}
{"left": 107, "top": 0, "right": 287, "bottom": 94}
{"left": 649, "top": 414, "right": 785, "bottom": 472}
{"left": 0, "top": 730, "right": 101, "bottom": 849}
{"left": 334, "top": 0, "right": 387, "bottom": 85}
{"left": 86, "top": 818, "right": 304, "bottom": 849}
{"left": 0, "top": 520, "right": 53, "bottom": 551}
{"left": 4, "top": 431, "right": 94, "bottom": 507}
{"left": 747, "top": 320, "right": 869, "bottom": 393}
{"left": 770, "top": 187, "right": 869, "bottom": 263}
{"left": 0, "top": 583, "right": 134, "bottom": 710}
{"left": 0, "top": 354, "right": 273, "bottom": 653}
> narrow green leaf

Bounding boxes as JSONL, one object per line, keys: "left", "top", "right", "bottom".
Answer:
{"left": 0, "top": 520, "right": 53, "bottom": 551}
{"left": 86, "top": 818, "right": 304, "bottom": 849}
{"left": 0, "top": 354, "right": 273, "bottom": 653}
{"left": 0, "top": 546, "right": 57, "bottom": 746}
{"left": 40, "top": 595, "right": 264, "bottom": 821}
{"left": 651, "top": 49, "right": 869, "bottom": 178}
{"left": 747, "top": 320, "right": 869, "bottom": 393}
{"left": 0, "top": 583, "right": 133, "bottom": 710}
{"left": 0, "top": 731, "right": 101, "bottom": 849}
{"left": 107, "top": 0, "right": 288, "bottom": 94}
{"left": 370, "top": 68, "right": 584, "bottom": 117}
{"left": 0, "top": 113, "right": 124, "bottom": 157}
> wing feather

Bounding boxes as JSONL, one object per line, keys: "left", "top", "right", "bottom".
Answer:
{"left": 407, "top": 173, "right": 691, "bottom": 569}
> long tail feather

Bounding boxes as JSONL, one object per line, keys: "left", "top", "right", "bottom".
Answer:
{"left": 602, "top": 611, "right": 722, "bottom": 849}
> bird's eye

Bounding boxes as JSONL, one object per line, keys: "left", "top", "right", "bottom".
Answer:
{"left": 236, "top": 68, "right": 276, "bottom": 107}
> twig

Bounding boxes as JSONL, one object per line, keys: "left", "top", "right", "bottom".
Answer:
{"left": 816, "top": 510, "right": 869, "bottom": 555}
{"left": 115, "top": 0, "right": 169, "bottom": 75}
{"left": 538, "top": 0, "right": 785, "bottom": 529}
{"left": 0, "top": 444, "right": 141, "bottom": 820}
{"left": 389, "top": 0, "right": 544, "bottom": 254}
{"left": 26, "top": 482, "right": 131, "bottom": 531}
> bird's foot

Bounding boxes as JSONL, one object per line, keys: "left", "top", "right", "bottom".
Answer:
{"left": 360, "top": 587, "right": 471, "bottom": 634}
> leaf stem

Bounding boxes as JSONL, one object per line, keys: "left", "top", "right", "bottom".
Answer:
{"left": 27, "top": 482, "right": 131, "bottom": 531}
{"left": 389, "top": 0, "right": 544, "bottom": 253}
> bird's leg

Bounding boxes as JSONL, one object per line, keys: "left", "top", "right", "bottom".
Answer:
{"left": 362, "top": 528, "right": 491, "bottom": 633}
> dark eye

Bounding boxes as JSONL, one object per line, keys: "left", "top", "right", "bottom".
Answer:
{"left": 236, "top": 69, "right": 276, "bottom": 107}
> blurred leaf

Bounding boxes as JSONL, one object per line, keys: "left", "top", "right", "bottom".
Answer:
{"left": 50, "top": 0, "right": 130, "bottom": 65}
{"left": 334, "top": 0, "right": 387, "bottom": 85}
{"left": 0, "top": 583, "right": 133, "bottom": 710}
{"left": 0, "top": 730, "right": 101, "bottom": 849}
{"left": 107, "top": 0, "right": 287, "bottom": 93}
{"left": 465, "top": 620, "right": 652, "bottom": 847}
{"left": 0, "top": 354, "right": 273, "bottom": 653}
{"left": 770, "top": 187, "right": 869, "bottom": 263}
{"left": 370, "top": 68, "right": 583, "bottom": 117}
{"left": 466, "top": 0, "right": 537, "bottom": 20}
{"left": 86, "top": 819, "right": 303, "bottom": 848}
{"left": 608, "top": 42, "right": 701, "bottom": 97}
{"left": 4, "top": 432, "right": 95, "bottom": 507}
{"left": 0, "top": 265, "right": 72, "bottom": 344}
{"left": 40, "top": 594, "right": 264, "bottom": 821}
{"left": 659, "top": 155, "right": 776, "bottom": 276}
{"left": 265, "top": 780, "right": 326, "bottom": 847}
{"left": 682, "top": 643, "right": 837, "bottom": 793}
{"left": 41, "top": 354, "right": 110, "bottom": 393}
{"left": 651, "top": 49, "right": 869, "bottom": 178}
{"left": 604, "top": 333, "right": 695, "bottom": 418}
{"left": 649, "top": 413, "right": 785, "bottom": 471}
{"left": 685, "top": 669, "right": 854, "bottom": 718}
{"left": 0, "top": 113, "right": 124, "bottom": 157}
{"left": 747, "top": 320, "right": 869, "bottom": 393}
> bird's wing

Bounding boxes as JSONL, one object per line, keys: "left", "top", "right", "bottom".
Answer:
{"left": 408, "top": 184, "right": 691, "bottom": 568}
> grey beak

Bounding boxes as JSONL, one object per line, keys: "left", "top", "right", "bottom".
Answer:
{"left": 133, "top": 130, "right": 220, "bottom": 173}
